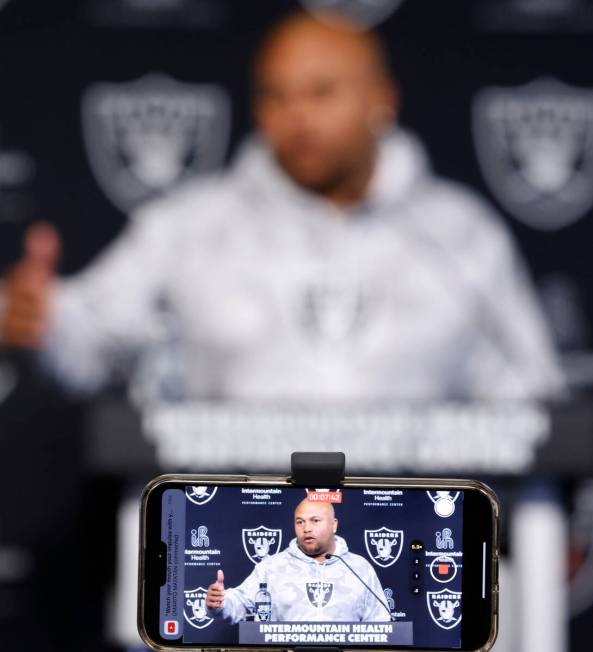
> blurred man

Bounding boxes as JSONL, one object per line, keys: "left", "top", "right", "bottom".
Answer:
{"left": 0, "top": 11, "right": 562, "bottom": 400}
{"left": 205, "top": 498, "right": 389, "bottom": 623}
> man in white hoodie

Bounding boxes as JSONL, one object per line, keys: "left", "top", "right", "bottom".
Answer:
{"left": 205, "top": 498, "right": 389, "bottom": 623}
{"left": 0, "top": 11, "right": 562, "bottom": 400}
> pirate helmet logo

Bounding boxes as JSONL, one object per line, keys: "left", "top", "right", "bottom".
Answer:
{"left": 184, "top": 587, "right": 213, "bottom": 629}
{"left": 186, "top": 485, "right": 218, "bottom": 506}
{"left": 242, "top": 526, "right": 283, "bottom": 564}
{"left": 82, "top": 73, "right": 230, "bottom": 213}
{"left": 426, "top": 588, "right": 462, "bottom": 630}
{"left": 364, "top": 527, "right": 404, "bottom": 568}
{"left": 306, "top": 581, "right": 334, "bottom": 608}
{"left": 473, "top": 77, "right": 593, "bottom": 230}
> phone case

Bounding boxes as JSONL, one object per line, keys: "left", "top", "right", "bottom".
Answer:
{"left": 138, "top": 474, "right": 499, "bottom": 652}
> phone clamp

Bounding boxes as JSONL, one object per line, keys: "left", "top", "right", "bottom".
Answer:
{"left": 290, "top": 451, "right": 345, "bottom": 487}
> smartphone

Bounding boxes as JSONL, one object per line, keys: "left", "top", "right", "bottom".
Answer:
{"left": 138, "top": 475, "right": 499, "bottom": 651}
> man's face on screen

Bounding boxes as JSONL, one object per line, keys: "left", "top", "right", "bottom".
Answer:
{"left": 294, "top": 500, "right": 337, "bottom": 559}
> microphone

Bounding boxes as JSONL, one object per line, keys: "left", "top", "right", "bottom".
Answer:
{"left": 325, "top": 553, "right": 394, "bottom": 621}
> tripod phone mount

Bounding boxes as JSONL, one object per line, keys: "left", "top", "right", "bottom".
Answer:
{"left": 289, "top": 451, "right": 345, "bottom": 487}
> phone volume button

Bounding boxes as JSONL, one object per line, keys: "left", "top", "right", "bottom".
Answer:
{"left": 492, "top": 583, "right": 499, "bottom": 614}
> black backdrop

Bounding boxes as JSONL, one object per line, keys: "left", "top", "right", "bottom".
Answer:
{"left": 1, "top": 0, "right": 593, "bottom": 333}
{"left": 1, "top": 1, "right": 593, "bottom": 650}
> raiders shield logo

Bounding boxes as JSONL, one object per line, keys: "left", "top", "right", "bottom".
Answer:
{"left": 364, "top": 527, "right": 404, "bottom": 568}
{"left": 184, "top": 587, "right": 213, "bottom": 629}
{"left": 82, "top": 73, "right": 230, "bottom": 212}
{"left": 85, "top": 0, "right": 226, "bottom": 30}
{"left": 242, "top": 526, "right": 282, "bottom": 564}
{"left": 300, "top": 0, "right": 405, "bottom": 28}
{"left": 473, "top": 77, "right": 593, "bottom": 230}
{"left": 298, "top": 278, "right": 378, "bottom": 347}
{"left": 427, "top": 491, "right": 460, "bottom": 518}
{"left": 426, "top": 589, "right": 462, "bottom": 630}
{"left": 306, "top": 581, "right": 334, "bottom": 608}
{"left": 186, "top": 486, "right": 218, "bottom": 506}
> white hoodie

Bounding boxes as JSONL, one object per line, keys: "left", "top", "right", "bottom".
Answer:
{"left": 212, "top": 536, "right": 389, "bottom": 623}
{"left": 43, "top": 129, "right": 563, "bottom": 399}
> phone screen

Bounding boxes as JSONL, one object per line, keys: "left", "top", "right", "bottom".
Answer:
{"left": 142, "top": 481, "right": 496, "bottom": 650}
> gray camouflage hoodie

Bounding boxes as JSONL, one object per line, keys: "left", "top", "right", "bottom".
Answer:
{"left": 214, "top": 536, "right": 389, "bottom": 623}
{"left": 41, "top": 129, "right": 562, "bottom": 400}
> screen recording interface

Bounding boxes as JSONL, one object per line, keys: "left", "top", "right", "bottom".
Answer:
{"left": 159, "top": 485, "right": 467, "bottom": 648}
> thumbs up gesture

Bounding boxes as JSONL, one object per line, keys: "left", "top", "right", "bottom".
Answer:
{"left": 206, "top": 569, "right": 225, "bottom": 610}
{"left": 1, "top": 222, "right": 61, "bottom": 348}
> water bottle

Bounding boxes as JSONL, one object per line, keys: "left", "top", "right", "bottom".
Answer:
{"left": 128, "top": 295, "right": 188, "bottom": 406}
{"left": 156, "top": 297, "right": 187, "bottom": 402}
{"left": 254, "top": 582, "right": 272, "bottom": 622}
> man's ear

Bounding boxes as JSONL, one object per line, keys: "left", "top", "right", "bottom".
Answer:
{"left": 367, "top": 78, "right": 399, "bottom": 136}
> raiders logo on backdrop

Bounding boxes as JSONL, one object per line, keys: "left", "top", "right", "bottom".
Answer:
{"left": 82, "top": 73, "right": 230, "bottom": 213}
{"left": 85, "top": 0, "right": 227, "bottom": 29}
{"left": 184, "top": 587, "right": 213, "bottom": 629}
{"left": 242, "top": 526, "right": 282, "bottom": 564}
{"left": 473, "top": 78, "right": 593, "bottom": 230}
{"left": 427, "top": 491, "right": 460, "bottom": 518}
{"left": 427, "top": 589, "right": 462, "bottom": 630}
{"left": 300, "top": 0, "right": 405, "bottom": 28}
{"left": 306, "top": 581, "right": 334, "bottom": 608}
{"left": 474, "top": 0, "right": 593, "bottom": 32}
{"left": 186, "top": 485, "right": 218, "bottom": 506}
{"left": 364, "top": 527, "right": 404, "bottom": 567}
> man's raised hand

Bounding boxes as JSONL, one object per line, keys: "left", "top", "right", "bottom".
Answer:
{"left": 1, "top": 222, "right": 61, "bottom": 348}
{"left": 206, "top": 569, "right": 225, "bottom": 610}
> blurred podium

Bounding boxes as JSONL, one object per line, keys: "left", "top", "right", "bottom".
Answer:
{"left": 86, "top": 398, "right": 593, "bottom": 477}
{"left": 88, "top": 398, "right": 590, "bottom": 652}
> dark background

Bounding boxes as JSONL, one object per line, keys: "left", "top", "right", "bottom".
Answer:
{"left": 1, "top": 0, "right": 593, "bottom": 650}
